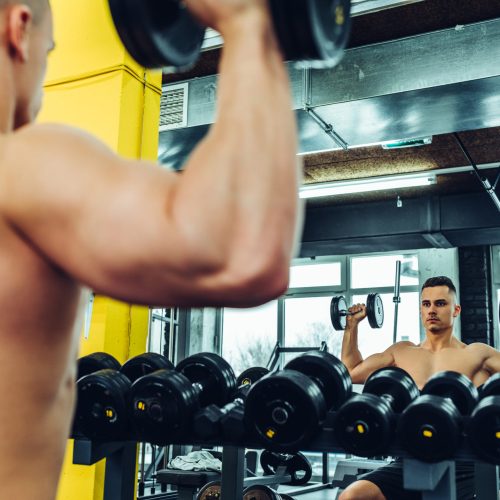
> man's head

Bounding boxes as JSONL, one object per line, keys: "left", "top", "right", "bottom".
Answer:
{"left": 0, "top": 0, "right": 54, "bottom": 130}
{"left": 421, "top": 276, "right": 461, "bottom": 334}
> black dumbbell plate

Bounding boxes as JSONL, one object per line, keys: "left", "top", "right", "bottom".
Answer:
{"left": 468, "top": 395, "right": 500, "bottom": 465}
{"left": 108, "top": 0, "right": 205, "bottom": 69}
{"left": 121, "top": 352, "right": 174, "bottom": 384}
{"left": 398, "top": 395, "right": 462, "bottom": 462}
{"left": 285, "top": 351, "right": 352, "bottom": 410}
{"left": 245, "top": 370, "right": 326, "bottom": 451}
{"left": 176, "top": 353, "right": 237, "bottom": 407}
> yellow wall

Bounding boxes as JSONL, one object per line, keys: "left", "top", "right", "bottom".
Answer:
{"left": 39, "top": 1, "right": 162, "bottom": 499}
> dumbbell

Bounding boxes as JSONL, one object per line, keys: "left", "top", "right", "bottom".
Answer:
{"left": 334, "top": 367, "right": 419, "bottom": 456}
{"left": 76, "top": 352, "right": 121, "bottom": 381}
{"left": 245, "top": 351, "right": 352, "bottom": 451}
{"left": 398, "top": 371, "right": 478, "bottom": 462}
{"left": 75, "top": 352, "right": 173, "bottom": 441}
{"left": 260, "top": 450, "right": 312, "bottom": 486}
{"left": 467, "top": 372, "right": 500, "bottom": 464}
{"left": 243, "top": 485, "right": 293, "bottom": 500}
{"left": 108, "top": 0, "right": 351, "bottom": 71}
{"left": 130, "top": 352, "right": 237, "bottom": 445}
{"left": 197, "top": 482, "right": 292, "bottom": 500}
{"left": 330, "top": 293, "right": 384, "bottom": 331}
{"left": 72, "top": 352, "right": 122, "bottom": 437}
{"left": 193, "top": 367, "right": 270, "bottom": 440}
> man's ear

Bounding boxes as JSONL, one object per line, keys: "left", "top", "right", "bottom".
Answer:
{"left": 6, "top": 5, "right": 33, "bottom": 62}
{"left": 453, "top": 304, "right": 461, "bottom": 317}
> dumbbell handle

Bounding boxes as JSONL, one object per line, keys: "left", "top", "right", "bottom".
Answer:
{"left": 338, "top": 309, "right": 362, "bottom": 317}
{"left": 380, "top": 393, "right": 396, "bottom": 407}
{"left": 193, "top": 385, "right": 251, "bottom": 439}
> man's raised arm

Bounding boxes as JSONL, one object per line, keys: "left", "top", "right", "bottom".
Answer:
{"left": 341, "top": 304, "right": 395, "bottom": 383}
{"left": 0, "top": 1, "right": 302, "bottom": 308}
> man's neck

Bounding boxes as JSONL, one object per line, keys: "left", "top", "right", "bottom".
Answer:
{"left": 421, "top": 329, "right": 457, "bottom": 351}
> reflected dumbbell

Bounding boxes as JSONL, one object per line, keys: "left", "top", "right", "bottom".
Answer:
{"left": 197, "top": 482, "right": 291, "bottom": 500}
{"left": 131, "top": 353, "right": 237, "bottom": 445}
{"left": 73, "top": 352, "right": 122, "bottom": 437}
{"left": 75, "top": 353, "right": 173, "bottom": 441}
{"left": 76, "top": 352, "right": 121, "bottom": 381}
{"left": 334, "top": 367, "right": 419, "bottom": 456}
{"left": 260, "top": 450, "right": 312, "bottom": 486}
{"left": 245, "top": 351, "right": 352, "bottom": 451}
{"left": 398, "top": 371, "right": 478, "bottom": 462}
{"left": 467, "top": 372, "right": 500, "bottom": 464}
{"left": 193, "top": 367, "right": 269, "bottom": 440}
{"left": 330, "top": 293, "right": 384, "bottom": 331}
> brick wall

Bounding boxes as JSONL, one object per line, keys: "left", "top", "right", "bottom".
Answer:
{"left": 458, "top": 246, "right": 494, "bottom": 345}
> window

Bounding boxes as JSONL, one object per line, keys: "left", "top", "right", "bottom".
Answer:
{"left": 284, "top": 296, "right": 342, "bottom": 364}
{"left": 351, "top": 254, "right": 419, "bottom": 289}
{"left": 148, "top": 308, "right": 178, "bottom": 359}
{"left": 222, "top": 301, "right": 278, "bottom": 377}
{"left": 348, "top": 253, "right": 420, "bottom": 356}
{"left": 351, "top": 292, "right": 420, "bottom": 358}
{"left": 289, "top": 260, "right": 343, "bottom": 289}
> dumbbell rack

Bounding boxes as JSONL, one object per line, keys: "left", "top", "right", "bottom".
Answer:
{"left": 73, "top": 412, "right": 500, "bottom": 500}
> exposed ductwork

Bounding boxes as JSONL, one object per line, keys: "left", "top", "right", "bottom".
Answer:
{"left": 158, "top": 18, "right": 500, "bottom": 171}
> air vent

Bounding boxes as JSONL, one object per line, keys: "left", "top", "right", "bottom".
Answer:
{"left": 160, "top": 83, "right": 188, "bottom": 131}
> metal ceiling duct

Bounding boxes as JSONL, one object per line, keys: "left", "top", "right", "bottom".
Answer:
{"left": 158, "top": 18, "right": 500, "bottom": 171}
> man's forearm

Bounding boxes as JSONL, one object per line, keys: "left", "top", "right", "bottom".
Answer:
{"left": 171, "top": 9, "right": 300, "bottom": 294}
{"left": 341, "top": 325, "right": 364, "bottom": 371}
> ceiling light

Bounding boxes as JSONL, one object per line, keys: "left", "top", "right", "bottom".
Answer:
{"left": 382, "top": 137, "right": 433, "bottom": 149}
{"left": 299, "top": 173, "right": 437, "bottom": 199}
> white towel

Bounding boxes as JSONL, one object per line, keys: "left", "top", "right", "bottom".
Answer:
{"left": 168, "top": 451, "right": 222, "bottom": 472}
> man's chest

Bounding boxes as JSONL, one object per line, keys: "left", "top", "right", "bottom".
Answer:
{"left": 394, "top": 349, "right": 484, "bottom": 388}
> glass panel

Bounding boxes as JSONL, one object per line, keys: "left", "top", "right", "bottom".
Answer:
{"left": 149, "top": 312, "right": 165, "bottom": 354}
{"left": 284, "top": 296, "right": 342, "bottom": 364}
{"left": 289, "top": 261, "right": 342, "bottom": 289}
{"left": 352, "top": 292, "right": 420, "bottom": 358}
{"left": 351, "top": 254, "right": 419, "bottom": 289}
{"left": 222, "top": 301, "right": 278, "bottom": 376}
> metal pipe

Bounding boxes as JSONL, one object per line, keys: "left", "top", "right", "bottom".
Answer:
{"left": 393, "top": 261, "right": 402, "bottom": 344}
{"left": 454, "top": 133, "right": 500, "bottom": 213}
{"left": 305, "top": 107, "right": 349, "bottom": 150}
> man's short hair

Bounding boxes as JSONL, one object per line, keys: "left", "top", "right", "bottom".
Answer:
{"left": 0, "top": 0, "right": 49, "bottom": 24}
{"left": 421, "top": 276, "right": 457, "bottom": 295}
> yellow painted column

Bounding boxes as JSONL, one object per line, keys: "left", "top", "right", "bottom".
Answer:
{"left": 38, "top": 1, "right": 162, "bottom": 499}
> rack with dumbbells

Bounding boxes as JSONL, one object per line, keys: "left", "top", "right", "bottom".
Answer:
{"left": 72, "top": 351, "right": 500, "bottom": 500}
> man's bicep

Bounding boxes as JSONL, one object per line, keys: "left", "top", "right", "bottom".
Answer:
{"left": 2, "top": 125, "right": 188, "bottom": 301}
{"left": 484, "top": 348, "right": 500, "bottom": 374}
{"left": 350, "top": 350, "right": 395, "bottom": 384}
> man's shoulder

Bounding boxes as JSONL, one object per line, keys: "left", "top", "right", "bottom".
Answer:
{"left": 9, "top": 123, "right": 90, "bottom": 150}
{"left": 1, "top": 124, "right": 81, "bottom": 168}
{"left": 390, "top": 340, "right": 419, "bottom": 351}
{"left": 464, "top": 341, "right": 496, "bottom": 354}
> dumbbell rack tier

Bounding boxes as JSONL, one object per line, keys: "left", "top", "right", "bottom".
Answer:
{"left": 73, "top": 412, "right": 499, "bottom": 500}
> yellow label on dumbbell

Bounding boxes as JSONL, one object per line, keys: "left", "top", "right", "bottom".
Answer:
{"left": 137, "top": 401, "right": 146, "bottom": 411}
{"left": 422, "top": 429, "right": 433, "bottom": 438}
{"left": 335, "top": 6, "right": 345, "bottom": 25}
{"left": 495, "top": 431, "right": 500, "bottom": 439}
{"left": 266, "top": 428, "right": 276, "bottom": 439}
{"left": 356, "top": 424, "right": 366, "bottom": 434}
{"left": 105, "top": 409, "right": 114, "bottom": 419}
{"left": 241, "top": 378, "right": 251, "bottom": 386}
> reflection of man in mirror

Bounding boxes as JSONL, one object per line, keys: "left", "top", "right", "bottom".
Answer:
{"left": 342, "top": 276, "right": 499, "bottom": 389}
{"left": 339, "top": 275, "right": 500, "bottom": 500}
